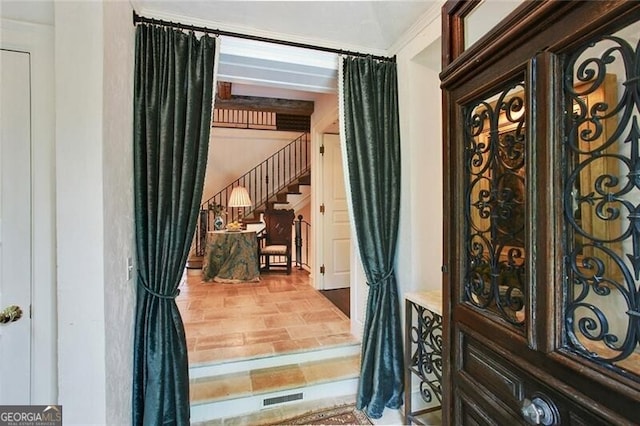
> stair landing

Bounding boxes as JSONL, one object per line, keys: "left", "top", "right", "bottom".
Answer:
{"left": 178, "top": 268, "right": 357, "bottom": 366}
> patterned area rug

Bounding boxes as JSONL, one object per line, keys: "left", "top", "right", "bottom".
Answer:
{"left": 272, "top": 404, "right": 372, "bottom": 425}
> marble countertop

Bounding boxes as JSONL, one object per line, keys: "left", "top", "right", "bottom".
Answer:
{"left": 405, "top": 290, "right": 443, "bottom": 316}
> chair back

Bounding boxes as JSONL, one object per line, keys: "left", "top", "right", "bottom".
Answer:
{"left": 263, "top": 209, "right": 295, "bottom": 246}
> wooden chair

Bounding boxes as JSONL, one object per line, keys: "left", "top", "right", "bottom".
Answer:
{"left": 258, "top": 209, "right": 295, "bottom": 274}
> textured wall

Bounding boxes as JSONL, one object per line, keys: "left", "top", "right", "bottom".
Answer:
{"left": 54, "top": 2, "right": 107, "bottom": 423}
{"left": 103, "top": 1, "right": 136, "bottom": 424}
{"left": 395, "top": 16, "right": 443, "bottom": 300}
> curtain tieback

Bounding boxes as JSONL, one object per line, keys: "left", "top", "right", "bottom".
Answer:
{"left": 368, "top": 268, "right": 394, "bottom": 288}
{"left": 138, "top": 277, "right": 181, "bottom": 299}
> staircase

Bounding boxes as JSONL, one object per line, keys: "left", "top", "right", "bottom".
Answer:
{"left": 189, "top": 344, "right": 361, "bottom": 423}
{"left": 261, "top": 170, "right": 311, "bottom": 212}
{"left": 191, "top": 132, "right": 311, "bottom": 260}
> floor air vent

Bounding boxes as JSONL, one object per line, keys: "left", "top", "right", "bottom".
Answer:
{"left": 263, "top": 392, "right": 304, "bottom": 407}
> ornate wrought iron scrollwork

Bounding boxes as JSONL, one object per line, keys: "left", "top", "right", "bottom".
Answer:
{"left": 407, "top": 302, "right": 443, "bottom": 405}
{"left": 463, "top": 80, "right": 527, "bottom": 327}
{"left": 563, "top": 29, "right": 640, "bottom": 372}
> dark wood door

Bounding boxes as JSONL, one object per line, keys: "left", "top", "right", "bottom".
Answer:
{"left": 441, "top": 2, "right": 640, "bottom": 424}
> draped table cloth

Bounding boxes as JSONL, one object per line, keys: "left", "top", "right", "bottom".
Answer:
{"left": 202, "top": 230, "right": 260, "bottom": 283}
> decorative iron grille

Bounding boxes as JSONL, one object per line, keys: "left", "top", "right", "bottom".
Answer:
{"left": 563, "top": 23, "right": 640, "bottom": 375}
{"left": 407, "top": 302, "right": 443, "bottom": 406}
{"left": 463, "top": 79, "right": 527, "bottom": 327}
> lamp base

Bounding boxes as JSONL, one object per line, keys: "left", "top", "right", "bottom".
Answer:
{"left": 238, "top": 210, "right": 247, "bottom": 230}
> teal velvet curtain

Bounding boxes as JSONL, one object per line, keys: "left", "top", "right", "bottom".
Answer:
{"left": 132, "top": 24, "right": 216, "bottom": 425}
{"left": 340, "top": 56, "right": 403, "bottom": 419}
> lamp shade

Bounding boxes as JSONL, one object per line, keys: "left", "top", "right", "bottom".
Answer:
{"left": 228, "top": 186, "right": 252, "bottom": 207}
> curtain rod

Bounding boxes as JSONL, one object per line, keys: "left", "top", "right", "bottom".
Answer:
{"left": 132, "top": 11, "right": 396, "bottom": 63}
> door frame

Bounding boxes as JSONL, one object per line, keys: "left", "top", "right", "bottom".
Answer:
{"left": 0, "top": 18, "right": 57, "bottom": 404}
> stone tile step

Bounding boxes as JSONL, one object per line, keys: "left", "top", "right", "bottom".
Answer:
{"left": 187, "top": 256, "right": 203, "bottom": 269}
{"left": 190, "top": 353, "right": 360, "bottom": 405}
{"left": 192, "top": 394, "right": 359, "bottom": 426}
{"left": 189, "top": 341, "right": 361, "bottom": 379}
{"left": 190, "top": 353, "right": 360, "bottom": 423}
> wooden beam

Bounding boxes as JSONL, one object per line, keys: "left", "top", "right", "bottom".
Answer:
{"left": 214, "top": 95, "right": 314, "bottom": 116}
{"left": 217, "top": 82, "right": 232, "bottom": 100}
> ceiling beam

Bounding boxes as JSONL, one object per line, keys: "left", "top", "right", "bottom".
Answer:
{"left": 214, "top": 95, "right": 314, "bottom": 116}
{"left": 217, "top": 82, "right": 232, "bottom": 100}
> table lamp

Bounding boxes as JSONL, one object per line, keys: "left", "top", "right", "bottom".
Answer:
{"left": 228, "top": 186, "right": 252, "bottom": 228}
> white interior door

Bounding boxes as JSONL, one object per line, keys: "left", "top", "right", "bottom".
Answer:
{"left": 0, "top": 48, "right": 32, "bottom": 404}
{"left": 320, "top": 133, "right": 350, "bottom": 289}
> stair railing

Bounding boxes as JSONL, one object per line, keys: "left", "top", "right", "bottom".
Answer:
{"left": 194, "top": 132, "right": 310, "bottom": 256}
{"left": 295, "top": 214, "right": 311, "bottom": 269}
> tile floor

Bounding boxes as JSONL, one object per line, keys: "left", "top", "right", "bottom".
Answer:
{"left": 178, "top": 268, "right": 444, "bottom": 425}
{"left": 177, "top": 268, "right": 358, "bottom": 366}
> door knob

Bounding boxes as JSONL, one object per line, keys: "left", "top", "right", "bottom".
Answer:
{"left": 521, "top": 396, "right": 559, "bottom": 425}
{"left": 0, "top": 305, "right": 23, "bottom": 324}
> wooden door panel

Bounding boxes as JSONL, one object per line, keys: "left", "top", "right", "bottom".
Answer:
{"left": 454, "top": 388, "right": 509, "bottom": 426}
{"left": 456, "top": 327, "right": 633, "bottom": 425}
{"left": 459, "top": 333, "right": 524, "bottom": 407}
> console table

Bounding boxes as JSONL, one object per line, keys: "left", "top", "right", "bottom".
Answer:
{"left": 202, "top": 230, "right": 260, "bottom": 283}
{"left": 404, "top": 290, "right": 443, "bottom": 425}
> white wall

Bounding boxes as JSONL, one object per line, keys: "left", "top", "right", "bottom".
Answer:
{"left": 103, "top": 1, "right": 136, "bottom": 424}
{"left": 54, "top": 1, "right": 111, "bottom": 423}
{"left": 204, "top": 128, "right": 303, "bottom": 202}
{"left": 395, "top": 14, "right": 444, "bottom": 306}
{"left": 55, "top": 2, "right": 106, "bottom": 422}
{"left": 56, "top": 2, "right": 137, "bottom": 423}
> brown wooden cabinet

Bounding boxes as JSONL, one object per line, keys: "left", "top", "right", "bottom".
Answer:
{"left": 441, "top": 1, "right": 640, "bottom": 424}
